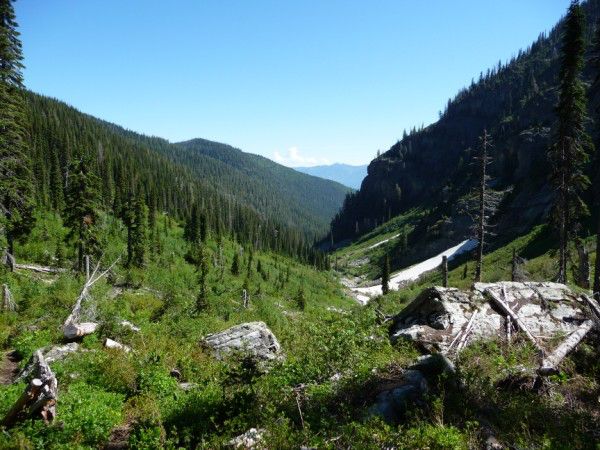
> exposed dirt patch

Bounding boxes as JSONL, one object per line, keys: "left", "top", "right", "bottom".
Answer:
{"left": 0, "top": 350, "right": 20, "bottom": 385}
{"left": 105, "top": 423, "right": 132, "bottom": 449}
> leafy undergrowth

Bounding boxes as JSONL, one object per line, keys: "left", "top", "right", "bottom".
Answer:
{"left": 0, "top": 213, "right": 598, "bottom": 448}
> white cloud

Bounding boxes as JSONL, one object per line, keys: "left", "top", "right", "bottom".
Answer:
{"left": 273, "top": 146, "right": 330, "bottom": 167}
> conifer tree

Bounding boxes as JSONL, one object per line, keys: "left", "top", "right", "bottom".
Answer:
{"left": 49, "top": 147, "right": 64, "bottom": 212}
{"left": 231, "top": 251, "right": 240, "bottom": 276}
{"left": 381, "top": 255, "right": 390, "bottom": 295}
{"left": 125, "top": 192, "right": 148, "bottom": 268}
{"left": 196, "top": 244, "right": 209, "bottom": 311}
{"left": 295, "top": 286, "right": 306, "bottom": 311}
{"left": 0, "top": 0, "right": 35, "bottom": 255}
{"left": 246, "top": 247, "right": 254, "bottom": 278}
{"left": 64, "top": 153, "right": 101, "bottom": 272}
{"left": 549, "top": 0, "right": 592, "bottom": 283}
{"left": 589, "top": 19, "right": 600, "bottom": 298}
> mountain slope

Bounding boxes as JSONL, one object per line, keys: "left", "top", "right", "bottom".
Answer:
{"left": 26, "top": 92, "right": 348, "bottom": 244}
{"left": 330, "top": 0, "right": 600, "bottom": 258}
{"left": 25, "top": 92, "right": 328, "bottom": 262}
{"left": 174, "top": 138, "right": 351, "bottom": 237}
{"left": 294, "top": 163, "right": 368, "bottom": 189}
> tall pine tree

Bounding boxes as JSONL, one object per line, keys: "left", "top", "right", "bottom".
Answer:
{"left": 64, "top": 153, "right": 101, "bottom": 272}
{"left": 0, "top": 0, "right": 35, "bottom": 256}
{"left": 589, "top": 19, "right": 600, "bottom": 298}
{"left": 125, "top": 191, "right": 148, "bottom": 268}
{"left": 381, "top": 255, "right": 390, "bottom": 295}
{"left": 549, "top": 0, "right": 592, "bottom": 283}
{"left": 196, "top": 244, "right": 209, "bottom": 311}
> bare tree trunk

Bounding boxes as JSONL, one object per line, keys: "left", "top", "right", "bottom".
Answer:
{"left": 1, "top": 350, "right": 58, "bottom": 428}
{"left": 474, "top": 129, "right": 491, "bottom": 283}
{"left": 576, "top": 240, "right": 590, "bottom": 289}
{"left": 485, "top": 287, "right": 543, "bottom": 353}
{"left": 441, "top": 255, "right": 448, "bottom": 287}
{"left": 85, "top": 255, "right": 91, "bottom": 282}
{"left": 558, "top": 142, "right": 568, "bottom": 283}
{"left": 538, "top": 320, "right": 593, "bottom": 375}
{"left": 2, "top": 284, "right": 16, "bottom": 311}
{"left": 594, "top": 212, "right": 600, "bottom": 300}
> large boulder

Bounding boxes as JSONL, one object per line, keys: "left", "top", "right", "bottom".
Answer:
{"left": 202, "top": 322, "right": 282, "bottom": 362}
{"left": 390, "top": 282, "right": 587, "bottom": 355}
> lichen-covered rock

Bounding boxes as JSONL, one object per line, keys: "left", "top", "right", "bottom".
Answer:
{"left": 228, "top": 428, "right": 264, "bottom": 449}
{"left": 202, "top": 321, "right": 282, "bottom": 361}
{"left": 390, "top": 282, "right": 586, "bottom": 356}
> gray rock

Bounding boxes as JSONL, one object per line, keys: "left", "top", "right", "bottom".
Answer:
{"left": 368, "top": 369, "right": 428, "bottom": 423}
{"left": 410, "top": 354, "right": 456, "bottom": 378}
{"left": 390, "top": 282, "right": 586, "bottom": 356}
{"left": 228, "top": 428, "right": 264, "bottom": 449}
{"left": 203, "top": 321, "right": 282, "bottom": 362}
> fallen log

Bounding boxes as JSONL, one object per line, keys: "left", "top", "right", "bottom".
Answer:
{"left": 581, "top": 294, "right": 600, "bottom": 321}
{"left": 13, "top": 263, "right": 66, "bottom": 274}
{"left": 485, "top": 287, "right": 543, "bottom": 353}
{"left": 538, "top": 320, "right": 594, "bottom": 376}
{"left": 1, "top": 351, "right": 57, "bottom": 427}
{"left": 1, "top": 378, "right": 43, "bottom": 427}
{"left": 455, "top": 309, "right": 479, "bottom": 352}
{"left": 62, "top": 255, "right": 120, "bottom": 340}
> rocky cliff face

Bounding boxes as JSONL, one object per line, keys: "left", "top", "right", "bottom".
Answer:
{"left": 329, "top": 0, "right": 600, "bottom": 260}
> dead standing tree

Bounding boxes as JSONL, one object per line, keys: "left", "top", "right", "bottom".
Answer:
{"left": 63, "top": 255, "right": 120, "bottom": 340}
{"left": 473, "top": 129, "right": 496, "bottom": 283}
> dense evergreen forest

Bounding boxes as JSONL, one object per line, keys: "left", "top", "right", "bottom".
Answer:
{"left": 23, "top": 91, "right": 337, "bottom": 267}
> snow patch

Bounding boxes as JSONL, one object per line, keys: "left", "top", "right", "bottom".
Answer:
{"left": 351, "top": 239, "right": 478, "bottom": 303}
{"left": 367, "top": 233, "right": 401, "bottom": 250}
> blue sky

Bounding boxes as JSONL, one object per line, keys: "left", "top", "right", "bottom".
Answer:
{"left": 16, "top": 0, "right": 570, "bottom": 166}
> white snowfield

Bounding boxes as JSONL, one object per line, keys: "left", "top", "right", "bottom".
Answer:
{"left": 366, "top": 233, "right": 400, "bottom": 250}
{"left": 351, "top": 239, "right": 478, "bottom": 304}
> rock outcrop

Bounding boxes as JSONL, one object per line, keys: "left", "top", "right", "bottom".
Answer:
{"left": 390, "top": 282, "right": 587, "bottom": 356}
{"left": 370, "top": 282, "right": 597, "bottom": 425}
{"left": 202, "top": 322, "right": 282, "bottom": 362}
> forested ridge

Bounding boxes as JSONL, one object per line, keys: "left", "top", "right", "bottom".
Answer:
{"left": 23, "top": 91, "right": 339, "bottom": 265}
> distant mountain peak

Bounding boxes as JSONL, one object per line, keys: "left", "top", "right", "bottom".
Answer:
{"left": 294, "top": 163, "right": 368, "bottom": 189}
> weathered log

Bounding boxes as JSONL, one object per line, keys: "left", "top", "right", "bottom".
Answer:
{"left": 538, "top": 320, "right": 594, "bottom": 376}
{"left": 13, "top": 264, "right": 66, "bottom": 274}
{"left": 581, "top": 294, "right": 600, "bottom": 321}
{"left": 485, "top": 287, "right": 543, "bottom": 353}
{"left": 17, "top": 343, "right": 79, "bottom": 382}
{"left": 2, "top": 284, "right": 16, "bottom": 311}
{"left": 2, "top": 351, "right": 58, "bottom": 427}
{"left": 0, "top": 378, "right": 42, "bottom": 427}
{"left": 1, "top": 251, "right": 15, "bottom": 272}
{"left": 62, "top": 255, "right": 120, "bottom": 340}
{"left": 456, "top": 309, "right": 478, "bottom": 351}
